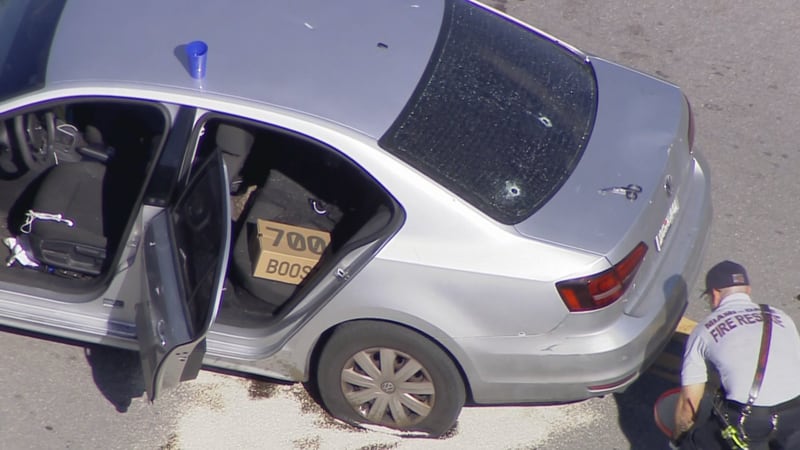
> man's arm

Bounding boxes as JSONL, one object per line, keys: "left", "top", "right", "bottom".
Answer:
{"left": 673, "top": 382, "right": 705, "bottom": 440}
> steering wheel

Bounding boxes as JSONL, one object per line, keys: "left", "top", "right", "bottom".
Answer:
{"left": 13, "top": 111, "right": 56, "bottom": 171}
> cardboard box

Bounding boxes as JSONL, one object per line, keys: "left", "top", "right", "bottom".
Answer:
{"left": 249, "top": 219, "right": 331, "bottom": 284}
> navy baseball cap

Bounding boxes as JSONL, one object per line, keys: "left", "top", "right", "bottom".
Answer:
{"left": 704, "top": 260, "right": 749, "bottom": 294}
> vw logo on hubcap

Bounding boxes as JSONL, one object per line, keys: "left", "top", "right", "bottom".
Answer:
{"left": 381, "top": 381, "right": 396, "bottom": 394}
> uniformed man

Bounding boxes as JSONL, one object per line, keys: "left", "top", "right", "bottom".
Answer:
{"left": 674, "top": 260, "right": 800, "bottom": 449}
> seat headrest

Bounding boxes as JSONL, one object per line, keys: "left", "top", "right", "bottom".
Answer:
{"left": 216, "top": 124, "right": 254, "bottom": 157}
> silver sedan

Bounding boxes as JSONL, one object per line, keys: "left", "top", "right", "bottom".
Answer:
{"left": 0, "top": 0, "right": 709, "bottom": 436}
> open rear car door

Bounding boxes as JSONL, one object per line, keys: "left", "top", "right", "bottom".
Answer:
{"left": 136, "top": 151, "right": 230, "bottom": 400}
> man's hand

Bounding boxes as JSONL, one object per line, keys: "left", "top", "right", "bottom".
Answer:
{"left": 673, "top": 420, "right": 692, "bottom": 441}
{"left": 673, "top": 383, "right": 705, "bottom": 441}
{"left": 670, "top": 429, "right": 687, "bottom": 449}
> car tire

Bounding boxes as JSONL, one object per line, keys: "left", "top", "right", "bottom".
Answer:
{"left": 316, "top": 321, "right": 465, "bottom": 436}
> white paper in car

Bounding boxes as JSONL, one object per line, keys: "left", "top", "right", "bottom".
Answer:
{"left": 3, "top": 237, "right": 39, "bottom": 268}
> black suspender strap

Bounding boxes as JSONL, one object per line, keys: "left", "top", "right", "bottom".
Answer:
{"left": 746, "top": 304, "right": 773, "bottom": 407}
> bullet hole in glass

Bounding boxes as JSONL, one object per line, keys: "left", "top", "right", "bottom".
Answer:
{"left": 538, "top": 115, "right": 553, "bottom": 128}
{"left": 505, "top": 181, "right": 522, "bottom": 198}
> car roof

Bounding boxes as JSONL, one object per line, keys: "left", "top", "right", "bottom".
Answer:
{"left": 47, "top": 0, "right": 444, "bottom": 138}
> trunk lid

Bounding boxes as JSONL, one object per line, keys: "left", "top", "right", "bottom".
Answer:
{"left": 515, "top": 58, "right": 698, "bottom": 309}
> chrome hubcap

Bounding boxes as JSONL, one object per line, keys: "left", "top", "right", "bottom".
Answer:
{"left": 340, "top": 347, "right": 435, "bottom": 428}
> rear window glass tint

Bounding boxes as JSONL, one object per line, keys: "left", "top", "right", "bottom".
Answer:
{"left": 379, "top": 0, "right": 597, "bottom": 224}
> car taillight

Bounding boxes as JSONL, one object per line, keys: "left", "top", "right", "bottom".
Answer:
{"left": 556, "top": 242, "right": 648, "bottom": 312}
{"left": 685, "top": 94, "right": 695, "bottom": 153}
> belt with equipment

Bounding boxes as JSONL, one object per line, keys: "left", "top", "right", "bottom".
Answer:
{"left": 725, "top": 394, "right": 800, "bottom": 416}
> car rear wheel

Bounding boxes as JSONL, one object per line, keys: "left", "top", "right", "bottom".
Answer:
{"left": 316, "top": 321, "right": 465, "bottom": 436}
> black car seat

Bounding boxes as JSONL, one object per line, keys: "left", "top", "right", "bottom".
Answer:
{"left": 23, "top": 123, "right": 255, "bottom": 276}
{"left": 25, "top": 161, "right": 110, "bottom": 275}
{"left": 22, "top": 123, "right": 121, "bottom": 275}
{"left": 230, "top": 170, "right": 343, "bottom": 309}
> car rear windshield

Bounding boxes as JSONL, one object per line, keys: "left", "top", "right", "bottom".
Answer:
{"left": 0, "top": 0, "right": 65, "bottom": 103}
{"left": 379, "top": 0, "right": 597, "bottom": 225}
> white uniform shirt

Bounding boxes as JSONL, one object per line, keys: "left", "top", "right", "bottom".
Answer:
{"left": 681, "top": 293, "right": 800, "bottom": 405}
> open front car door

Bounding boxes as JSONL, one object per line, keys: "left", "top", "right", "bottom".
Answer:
{"left": 136, "top": 151, "right": 230, "bottom": 401}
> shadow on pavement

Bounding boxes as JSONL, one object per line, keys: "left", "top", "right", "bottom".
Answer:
{"left": 84, "top": 345, "right": 146, "bottom": 412}
{"left": 614, "top": 371, "right": 677, "bottom": 448}
{"left": 615, "top": 325, "right": 692, "bottom": 448}
{"left": 0, "top": 324, "right": 145, "bottom": 412}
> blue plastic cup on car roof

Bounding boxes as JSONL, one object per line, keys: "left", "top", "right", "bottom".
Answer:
{"left": 186, "top": 40, "right": 208, "bottom": 79}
